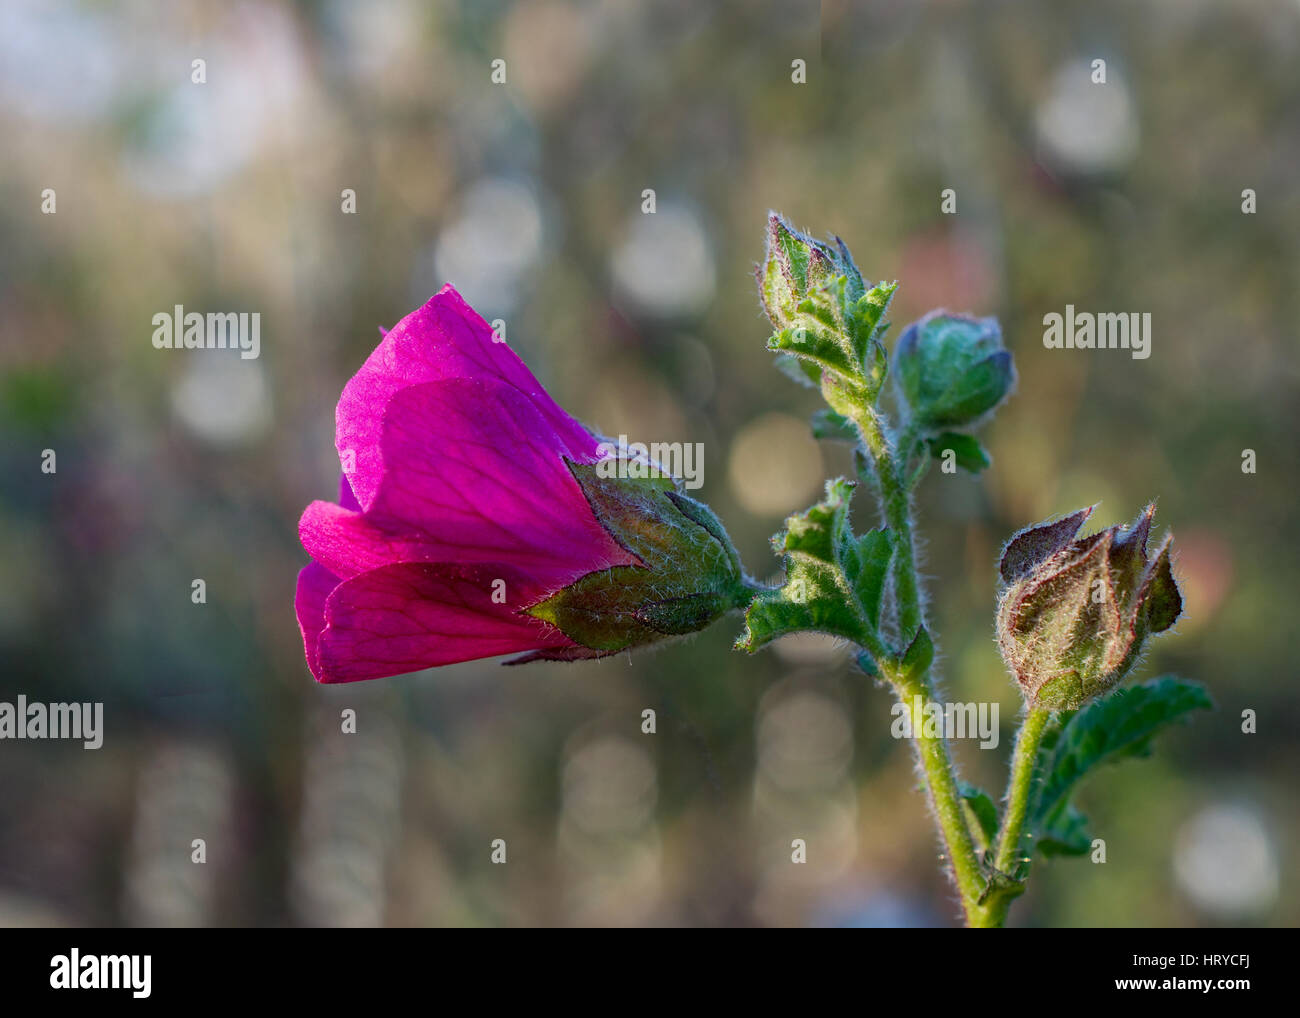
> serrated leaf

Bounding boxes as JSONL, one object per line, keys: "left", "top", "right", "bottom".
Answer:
{"left": 927, "top": 432, "right": 991, "bottom": 473}
{"left": 776, "top": 477, "right": 855, "bottom": 563}
{"left": 737, "top": 479, "right": 889, "bottom": 652}
{"left": 1035, "top": 676, "right": 1211, "bottom": 821}
{"left": 736, "top": 558, "right": 862, "bottom": 651}
{"left": 1030, "top": 677, "right": 1212, "bottom": 857}
{"left": 958, "top": 781, "right": 999, "bottom": 850}
{"left": 810, "top": 408, "right": 858, "bottom": 443}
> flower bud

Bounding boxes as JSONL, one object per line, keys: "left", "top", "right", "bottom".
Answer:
{"left": 757, "top": 213, "right": 895, "bottom": 403}
{"left": 996, "top": 504, "right": 1183, "bottom": 709}
{"left": 893, "top": 311, "right": 1015, "bottom": 432}
{"left": 757, "top": 212, "right": 865, "bottom": 331}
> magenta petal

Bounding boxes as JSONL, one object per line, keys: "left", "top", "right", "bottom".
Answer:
{"left": 314, "top": 561, "right": 579, "bottom": 683}
{"left": 336, "top": 284, "right": 600, "bottom": 510}
{"left": 295, "top": 561, "right": 343, "bottom": 680}
{"left": 301, "top": 377, "right": 632, "bottom": 580}
{"left": 365, "top": 376, "right": 633, "bottom": 572}
{"left": 299, "top": 499, "right": 446, "bottom": 580}
{"left": 338, "top": 473, "right": 361, "bottom": 512}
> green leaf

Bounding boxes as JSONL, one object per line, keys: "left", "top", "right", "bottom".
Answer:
{"left": 797, "top": 287, "right": 845, "bottom": 333}
{"left": 1035, "top": 804, "right": 1093, "bottom": 858}
{"left": 926, "top": 432, "right": 991, "bottom": 473}
{"left": 767, "top": 323, "right": 859, "bottom": 386}
{"left": 810, "top": 408, "right": 858, "bottom": 443}
{"left": 777, "top": 476, "right": 855, "bottom": 564}
{"left": 736, "top": 478, "right": 889, "bottom": 652}
{"left": 775, "top": 219, "right": 812, "bottom": 291}
{"left": 958, "top": 781, "right": 999, "bottom": 851}
{"left": 847, "top": 282, "right": 896, "bottom": 347}
{"left": 736, "top": 559, "right": 862, "bottom": 651}
{"left": 1030, "top": 677, "right": 1212, "bottom": 857}
{"left": 845, "top": 281, "right": 897, "bottom": 380}
{"left": 843, "top": 528, "right": 892, "bottom": 630}
{"left": 899, "top": 626, "right": 934, "bottom": 681}
{"left": 1035, "top": 677, "right": 1211, "bottom": 820}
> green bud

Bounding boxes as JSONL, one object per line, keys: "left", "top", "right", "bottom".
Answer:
{"left": 893, "top": 311, "right": 1015, "bottom": 433}
{"left": 996, "top": 504, "right": 1183, "bottom": 710}
{"left": 757, "top": 212, "right": 896, "bottom": 403}
{"left": 522, "top": 460, "right": 750, "bottom": 659}
{"left": 757, "top": 212, "right": 865, "bottom": 329}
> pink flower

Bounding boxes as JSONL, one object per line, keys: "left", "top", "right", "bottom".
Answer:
{"left": 295, "top": 285, "right": 747, "bottom": 683}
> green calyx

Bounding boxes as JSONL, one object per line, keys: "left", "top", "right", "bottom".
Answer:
{"left": 523, "top": 460, "right": 752, "bottom": 658}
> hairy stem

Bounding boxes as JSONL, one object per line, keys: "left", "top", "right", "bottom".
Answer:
{"left": 994, "top": 706, "right": 1050, "bottom": 874}
{"left": 966, "top": 706, "right": 1051, "bottom": 927}
{"left": 846, "top": 405, "right": 988, "bottom": 924}
{"left": 853, "top": 410, "right": 924, "bottom": 643}
{"left": 888, "top": 663, "right": 987, "bottom": 926}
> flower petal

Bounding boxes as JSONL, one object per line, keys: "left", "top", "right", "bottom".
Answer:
{"left": 338, "top": 472, "right": 361, "bottom": 512}
{"left": 336, "top": 284, "right": 599, "bottom": 510}
{"left": 295, "top": 560, "right": 343, "bottom": 680}
{"left": 314, "top": 561, "right": 579, "bottom": 683}
{"left": 298, "top": 499, "right": 447, "bottom": 580}
{"left": 306, "top": 376, "right": 634, "bottom": 581}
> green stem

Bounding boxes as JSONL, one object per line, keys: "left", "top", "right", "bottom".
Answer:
{"left": 827, "top": 385, "right": 1007, "bottom": 925}
{"left": 852, "top": 409, "right": 924, "bottom": 642}
{"left": 993, "top": 706, "right": 1050, "bottom": 874}
{"left": 967, "top": 706, "right": 1051, "bottom": 927}
{"left": 889, "top": 664, "right": 987, "bottom": 926}
{"left": 845, "top": 405, "right": 988, "bottom": 924}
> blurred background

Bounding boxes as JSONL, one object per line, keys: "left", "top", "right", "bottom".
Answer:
{"left": 1, "top": 0, "right": 1297, "bottom": 928}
